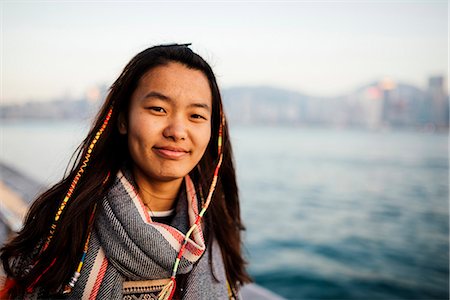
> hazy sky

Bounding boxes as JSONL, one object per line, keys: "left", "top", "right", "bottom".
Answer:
{"left": 1, "top": 1, "right": 448, "bottom": 103}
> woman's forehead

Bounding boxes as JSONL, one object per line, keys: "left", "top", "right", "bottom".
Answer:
{"left": 133, "top": 62, "right": 212, "bottom": 106}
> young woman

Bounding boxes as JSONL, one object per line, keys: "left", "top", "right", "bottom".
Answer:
{"left": 1, "top": 43, "right": 251, "bottom": 299}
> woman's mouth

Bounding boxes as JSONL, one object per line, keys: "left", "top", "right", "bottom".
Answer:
{"left": 153, "top": 147, "right": 190, "bottom": 160}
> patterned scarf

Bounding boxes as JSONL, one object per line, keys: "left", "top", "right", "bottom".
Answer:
{"left": 63, "top": 169, "right": 230, "bottom": 299}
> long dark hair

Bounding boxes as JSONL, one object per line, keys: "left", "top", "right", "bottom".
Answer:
{"left": 1, "top": 44, "right": 251, "bottom": 296}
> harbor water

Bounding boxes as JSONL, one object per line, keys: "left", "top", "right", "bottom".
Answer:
{"left": 0, "top": 120, "right": 448, "bottom": 299}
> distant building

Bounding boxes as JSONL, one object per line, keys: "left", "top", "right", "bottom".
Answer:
{"left": 428, "top": 76, "right": 449, "bottom": 128}
{"left": 361, "top": 86, "right": 384, "bottom": 129}
{"left": 379, "top": 78, "right": 395, "bottom": 126}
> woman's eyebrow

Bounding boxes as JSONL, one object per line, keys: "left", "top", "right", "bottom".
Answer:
{"left": 143, "top": 91, "right": 171, "bottom": 101}
{"left": 189, "top": 103, "right": 211, "bottom": 112}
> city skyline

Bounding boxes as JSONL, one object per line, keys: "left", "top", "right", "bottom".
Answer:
{"left": 1, "top": 1, "right": 448, "bottom": 103}
{"left": 0, "top": 72, "right": 445, "bottom": 103}
{"left": 2, "top": 74, "right": 447, "bottom": 131}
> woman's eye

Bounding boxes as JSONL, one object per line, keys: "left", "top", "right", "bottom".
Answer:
{"left": 148, "top": 107, "right": 166, "bottom": 113}
{"left": 191, "top": 114, "right": 207, "bottom": 120}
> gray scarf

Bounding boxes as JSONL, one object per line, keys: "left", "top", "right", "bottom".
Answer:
{"left": 63, "top": 169, "right": 230, "bottom": 299}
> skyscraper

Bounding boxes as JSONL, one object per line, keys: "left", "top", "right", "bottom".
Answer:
{"left": 428, "top": 76, "right": 449, "bottom": 128}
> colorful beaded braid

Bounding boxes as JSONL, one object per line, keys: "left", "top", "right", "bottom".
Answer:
{"left": 43, "top": 106, "right": 113, "bottom": 251}
{"left": 62, "top": 203, "right": 98, "bottom": 294}
{"left": 26, "top": 106, "right": 114, "bottom": 293}
{"left": 158, "top": 112, "right": 225, "bottom": 300}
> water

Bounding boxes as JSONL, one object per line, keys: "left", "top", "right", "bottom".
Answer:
{"left": 1, "top": 120, "right": 448, "bottom": 299}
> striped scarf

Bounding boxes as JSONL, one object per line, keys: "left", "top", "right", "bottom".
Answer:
{"left": 62, "top": 169, "right": 230, "bottom": 299}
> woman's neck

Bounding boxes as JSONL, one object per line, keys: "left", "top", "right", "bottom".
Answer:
{"left": 132, "top": 167, "right": 183, "bottom": 212}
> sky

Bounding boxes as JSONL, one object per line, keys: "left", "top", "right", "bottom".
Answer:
{"left": 1, "top": 0, "right": 448, "bottom": 104}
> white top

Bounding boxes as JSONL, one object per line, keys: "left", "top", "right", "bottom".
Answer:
{"left": 148, "top": 208, "right": 175, "bottom": 217}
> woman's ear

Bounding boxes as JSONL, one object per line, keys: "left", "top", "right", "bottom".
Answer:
{"left": 118, "top": 113, "right": 128, "bottom": 134}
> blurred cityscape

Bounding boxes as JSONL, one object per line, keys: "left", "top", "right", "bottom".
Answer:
{"left": 1, "top": 75, "right": 448, "bottom": 131}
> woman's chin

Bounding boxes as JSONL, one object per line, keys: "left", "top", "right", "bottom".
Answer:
{"left": 152, "top": 170, "right": 190, "bottom": 182}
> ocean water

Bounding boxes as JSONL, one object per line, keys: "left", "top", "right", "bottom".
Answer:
{"left": 0, "top": 120, "right": 448, "bottom": 300}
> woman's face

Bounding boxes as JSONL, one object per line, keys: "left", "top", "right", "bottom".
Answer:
{"left": 120, "top": 62, "right": 212, "bottom": 184}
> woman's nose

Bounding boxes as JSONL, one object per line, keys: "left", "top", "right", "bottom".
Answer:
{"left": 162, "top": 117, "right": 187, "bottom": 141}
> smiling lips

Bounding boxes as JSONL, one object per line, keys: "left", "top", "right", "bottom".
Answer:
{"left": 153, "top": 146, "right": 190, "bottom": 160}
